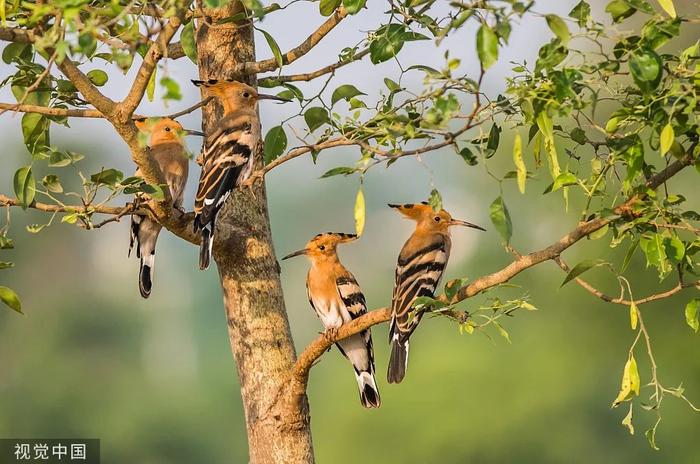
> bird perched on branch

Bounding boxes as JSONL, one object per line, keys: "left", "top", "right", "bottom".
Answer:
{"left": 283, "top": 233, "right": 381, "bottom": 408}
{"left": 191, "top": 79, "right": 289, "bottom": 270}
{"left": 129, "top": 118, "right": 204, "bottom": 298}
{"left": 387, "top": 202, "right": 485, "bottom": 383}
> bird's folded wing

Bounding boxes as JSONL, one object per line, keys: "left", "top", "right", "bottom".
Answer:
{"left": 392, "top": 237, "right": 449, "bottom": 334}
{"left": 194, "top": 122, "right": 253, "bottom": 222}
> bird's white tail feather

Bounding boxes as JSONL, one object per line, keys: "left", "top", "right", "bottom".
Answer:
{"left": 355, "top": 370, "right": 381, "bottom": 408}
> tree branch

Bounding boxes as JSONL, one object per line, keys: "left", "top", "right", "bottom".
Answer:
{"left": 292, "top": 155, "right": 696, "bottom": 382}
{"left": 0, "top": 194, "right": 130, "bottom": 216}
{"left": 259, "top": 48, "right": 369, "bottom": 86}
{"left": 121, "top": 15, "right": 182, "bottom": 117}
{"left": 555, "top": 257, "right": 700, "bottom": 306}
{"left": 0, "top": 103, "right": 104, "bottom": 118}
{"left": 246, "top": 7, "right": 347, "bottom": 75}
{"left": 292, "top": 308, "right": 391, "bottom": 384}
{"left": 0, "top": 26, "right": 35, "bottom": 43}
{"left": 56, "top": 56, "right": 117, "bottom": 116}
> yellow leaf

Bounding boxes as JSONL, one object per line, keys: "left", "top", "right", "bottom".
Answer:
{"left": 629, "top": 355, "right": 640, "bottom": 396}
{"left": 0, "top": 0, "right": 5, "bottom": 26}
{"left": 660, "top": 124, "right": 674, "bottom": 156}
{"left": 630, "top": 302, "right": 638, "bottom": 331}
{"left": 147, "top": 69, "right": 157, "bottom": 102}
{"left": 354, "top": 188, "right": 365, "bottom": 236}
{"left": 612, "top": 355, "right": 640, "bottom": 406}
{"left": 513, "top": 132, "right": 526, "bottom": 194}
{"left": 622, "top": 405, "right": 635, "bottom": 435}
{"left": 657, "top": 0, "right": 676, "bottom": 18}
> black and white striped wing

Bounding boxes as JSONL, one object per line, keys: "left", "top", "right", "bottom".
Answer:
{"left": 193, "top": 120, "right": 253, "bottom": 230}
{"left": 335, "top": 274, "right": 375, "bottom": 373}
{"left": 391, "top": 236, "right": 451, "bottom": 340}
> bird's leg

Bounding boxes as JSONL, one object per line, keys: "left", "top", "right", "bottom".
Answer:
{"left": 323, "top": 327, "right": 339, "bottom": 343}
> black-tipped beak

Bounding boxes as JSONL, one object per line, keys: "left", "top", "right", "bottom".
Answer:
{"left": 450, "top": 219, "right": 486, "bottom": 231}
{"left": 282, "top": 248, "right": 309, "bottom": 260}
{"left": 185, "top": 129, "right": 205, "bottom": 137}
{"left": 258, "top": 93, "right": 291, "bottom": 103}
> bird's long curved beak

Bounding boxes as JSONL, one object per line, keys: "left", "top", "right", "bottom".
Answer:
{"left": 282, "top": 248, "right": 309, "bottom": 260}
{"left": 185, "top": 129, "right": 206, "bottom": 137}
{"left": 450, "top": 219, "right": 486, "bottom": 231}
{"left": 258, "top": 93, "right": 292, "bottom": 103}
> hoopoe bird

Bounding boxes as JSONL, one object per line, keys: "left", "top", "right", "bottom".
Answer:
{"left": 129, "top": 118, "right": 203, "bottom": 298}
{"left": 283, "top": 233, "right": 381, "bottom": 408}
{"left": 387, "top": 202, "right": 485, "bottom": 383}
{"left": 190, "top": 79, "right": 288, "bottom": 270}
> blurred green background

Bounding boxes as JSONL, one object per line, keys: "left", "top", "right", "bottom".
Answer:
{"left": 1, "top": 1, "right": 698, "bottom": 463}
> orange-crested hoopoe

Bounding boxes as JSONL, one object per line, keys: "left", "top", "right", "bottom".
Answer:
{"left": 283, "top": 233, "right": 381, "bottom": 408}
{"left": 129, "top": 118, "right": 204, "bottom": 298}
{"left": 191, "top": 79, "right": 289, "bottom": 270}
{"left": 387, "top": 202, "right": 485, "bottom": 383}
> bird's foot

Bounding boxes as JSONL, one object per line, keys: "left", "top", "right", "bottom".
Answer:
{"left": 323, "top": 327, "right": 339, "bottom": 343}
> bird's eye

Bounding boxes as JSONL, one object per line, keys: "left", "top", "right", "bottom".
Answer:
{"left": 319, "top": 245, "right": 325, "bottom": 251}
{"left": 164, "top": 127, "right": 171, "bottom": 132}
{"left": 242, "top": 92, "right": 250, "bottom": 98}
{"left": 434, "top": 216, "right": 441, "bottom": 222}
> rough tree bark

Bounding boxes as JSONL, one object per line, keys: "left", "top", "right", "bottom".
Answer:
{"left": 195, "top": 3, "right": 314, "bottom": 463}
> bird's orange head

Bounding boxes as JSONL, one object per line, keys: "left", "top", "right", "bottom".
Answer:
{"left": 191, "top": 79, "right": 289, "bottom": 114}
{"left": 134, "top": 118, "right": 204, "bottom": 146}
{"left": 388, "top": 202, "right": 485, "bottom": 233}
{"left": 282, "top": 232, "right": 358, "bottom": 261}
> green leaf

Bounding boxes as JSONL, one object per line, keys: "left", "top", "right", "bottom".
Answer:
{"left": 0, "top": 286, "right": 22, "bottom": 314}
{"left": 2, "top": 43, "right": 31, "bottom": 64}
{"left": 512, "top": 133, "right": 526, "bottom": 194}
{"left": 13, "top": 166, "right": 35, "bottom": 209}
{"left": 331, "top": 84, "right": 365, "bottom": 105}
{"left": 476, "top": 24, "right": 498, "bottom": 70}
{"left": 548, "top": 171, "right": 578, "bottom": 193}
{"left": 458, "top": 147, "right": 478, "bottom": 166}
{"left": 370, "top": 24, "right": 406, "bottom": 64}
{"left": 486, "top": 123, "right": 500, "bottom": 156}
{"left": 87, "top": 69, "right": 108, "bottom": 86}
{"left": 606, "top": 0, "right": 636, "bottom": 22}
{"left": 570, "top": 127, "right": 587, "bottom": 145}
{"left": 663, "top": 235, "right": 684, "bottom": 263}
{"left": 685, "top": 298, "right": 699, "bottom": 333}
{"left": 645, "top": 425, "right": 660, "bottom": 451}
{"left": 181, "top": 21, "right": 198, "bottom": 64}
{"left": 428, "top": 189, "right": 442, "bottom": 212}
{"left": 319, "top": 0, "right": 341, "bottom": 16}
{"left": 640, "top": 233, "right": 671, "bottom": 277}
{"left": 629, "top": 47, "right": 662, "bottom": 93}
{"left": 569, "top": 1, "right": 591, "bottom": 26}
{"left": 41, "top": 174, "right": 63, "bottom": 193}
{"left": 160, "top": 77, "right": 182, "bottom": 101}
{"left": 489, "top": 196, "right": 512, "bottom": 243}
{"left": 659, "top": 124, "right": 674, "bottom": 156}
{"left": 444, "top": 279, "right": 464, "bottom": 301}
{"left": 304, "top": 107, "right": 330, "bottom": 132}
{"left": 320, "top": 166, "right": 356, "bottom": 178}
{"left": 0, "top": 261, "right": 13, "bottom": 269}
{"left": 90, "top": 168, "right": 124, "bottom": 187}
{"left": 259, "top": 29, "right": 283, "bottom": 68}
{"left": 545, "top": 15, "right": 570, "bottom": 44}
{"left": 263, "top": 126, "right": 287, "bottom": 164}
{"left": 656, "top": 0, "right": 675, "bottom": 17}
{"left": 343, "top": 0, "right": 366, "bottom": 14}
{"left": 561, "top": 259, "right": 606, "bottom": 286}
{"left": 21, "top": 113, "right": 49, "bottom": 154}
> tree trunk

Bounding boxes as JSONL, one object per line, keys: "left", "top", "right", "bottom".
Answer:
{"left": 195, "top": 4, "right": 314, "bottom": 463}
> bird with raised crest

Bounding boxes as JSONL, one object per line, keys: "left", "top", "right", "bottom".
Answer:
{"left": 387, "top": 202, "right": 485, "bottom": 384}
{"left": 129, "top": 118, "right": 204, "bottom": 298}
{"left": 191, "top": 79, "right": 289, "bottom": 270}
{"left": 283, "top": 233, "right": 381, "bottom": 408}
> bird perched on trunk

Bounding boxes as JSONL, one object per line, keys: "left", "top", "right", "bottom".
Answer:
{"left": 283, "top": 233, "right": 381, "bottom": 408}
{"left": 387, "top": 202, "right": 485, "bottom": 383}
{"left": 129, "top": 118, "right": 204, "bottom": 298}
{"left": 191, "top": 79, "right": 289, "bottom": 270}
